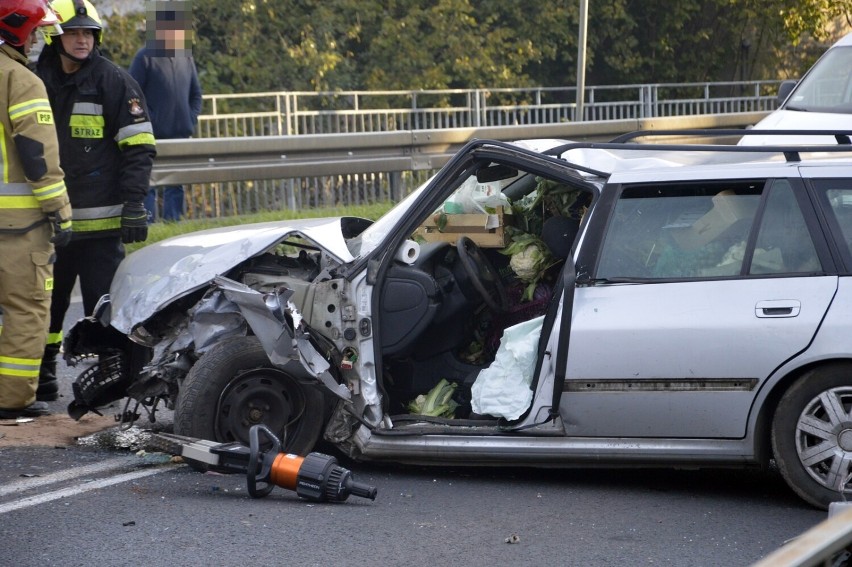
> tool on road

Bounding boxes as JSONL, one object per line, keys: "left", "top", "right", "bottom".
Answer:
{"left": 149, "top": 425, "right": 377, "bottom": 503}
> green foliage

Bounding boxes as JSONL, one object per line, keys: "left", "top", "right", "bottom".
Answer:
{"left": 100, "top": 11, "right": 145, "bottom": 67}
{"left": 102, "top": 1, "right": 851, "bottom": 98}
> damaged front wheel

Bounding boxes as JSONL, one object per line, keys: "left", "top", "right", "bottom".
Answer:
{"left": 174, "top": 336, "right": 325, "bottom": 454}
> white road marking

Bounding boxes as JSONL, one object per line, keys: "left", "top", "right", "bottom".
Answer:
{"left": 0, "top": 456, "right": 139, "bottom": 497}
{"left": 0, "top": 460, "right": 176, "bottom": 514}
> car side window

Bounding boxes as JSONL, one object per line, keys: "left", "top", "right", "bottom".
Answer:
{"left": 814, "top": 180, "right": 852, "bottom": 264}
{"left": 597, "top": 181, "right": 763, "bottom": 279}
{"left": 751, "top": 180, "right": 821, "bottom": 274}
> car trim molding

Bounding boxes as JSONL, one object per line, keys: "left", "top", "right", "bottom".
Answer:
{"left": 564, "top": 378, "right": 759, "bottom": 392}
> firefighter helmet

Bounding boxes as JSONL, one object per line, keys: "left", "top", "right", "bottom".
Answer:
{"left": 0, "top": 0, "right": 61, "bottom": 46}
{"left": 44, "top": 0, "right": 101, "bottom": 45}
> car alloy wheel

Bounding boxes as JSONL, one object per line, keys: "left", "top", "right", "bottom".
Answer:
{"left": 772, "top": 363, "right": 852, "bottom": 509}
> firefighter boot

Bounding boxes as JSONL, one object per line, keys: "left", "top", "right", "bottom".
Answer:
{"left": 37, "top": 343, "right": 60, "bottom": 402}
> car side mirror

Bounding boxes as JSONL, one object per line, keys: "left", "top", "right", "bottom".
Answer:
{"left": 777, "top": 80, "right": 797, "bottom": 105}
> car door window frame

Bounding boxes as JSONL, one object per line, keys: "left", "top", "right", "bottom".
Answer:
{"left": 808, "top": 178, "right": 852, "bottom": 273}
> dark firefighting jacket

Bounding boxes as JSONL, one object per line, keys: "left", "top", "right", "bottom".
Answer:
{"left": 0, "top": 43, "right": 71, "bottom": 231}
{"left": 36, "top": 45, "right": 155, "bottom": 240}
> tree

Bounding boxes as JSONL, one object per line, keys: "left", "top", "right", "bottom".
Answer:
{"left": 99, "top": 0, "right": 852, "bottom": 96}
{"left": 586, "top": 0, "right": 852, "bottom": 84}
{"left": 100, "top": 10, "right": 144, "bottom": 66}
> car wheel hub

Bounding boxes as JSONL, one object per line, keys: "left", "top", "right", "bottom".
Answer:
{"left": 795, "top": 386, "right": 852, "bottom": 492}
{"left": 840, "top": 429, "right": 852, "bottom": 452}
{"left": 216, "top": 369, "right": 304, "bottom": 446}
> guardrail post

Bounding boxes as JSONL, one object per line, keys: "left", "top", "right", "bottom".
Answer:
{"left": 284, "top": 94, "right": 293, "bottom": 136}
{"left": 473, "top": 89, "right": 481, "bottom": 127}
{"left": 275, "top": 95, "right": 284, "bottom": 136}
{"left": 587, "top": 86, "right": 595, "bottom": 121}
{"left": 390, "top": 171, "right": 402, "bottom": 202}
{"left": 641, "top": 85, "right": 654, "bottom": 118}
{"left": 482, "top": 90, "right": 489, "bottom": 127}
{"left": 286, "top": 178, "right": 296, "bottom": 209}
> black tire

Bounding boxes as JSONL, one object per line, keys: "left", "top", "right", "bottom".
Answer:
{"left": 771, "top": 363, "right": 852, "bottom": 509}
{"left": 175, "top": 336, "right": 325, "bottom": 455}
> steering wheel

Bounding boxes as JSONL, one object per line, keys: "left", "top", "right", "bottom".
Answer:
{"left": 456, "top": 236, "right": 509, "bottom": 313}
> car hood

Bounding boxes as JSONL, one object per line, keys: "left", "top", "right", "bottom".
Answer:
{"left": 740, "top": 110, "right": 852, "bottom": 145}
{"left": 109, "top": 217, "right": 355, "bottom": 334}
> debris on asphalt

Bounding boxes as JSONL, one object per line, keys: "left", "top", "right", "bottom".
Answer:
{"left": 77, "top": 425, "right": 151, "bottom": 451}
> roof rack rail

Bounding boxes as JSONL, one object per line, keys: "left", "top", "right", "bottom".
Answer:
{"left": 543, "top": 129, "right": 852, "bottom": 163}
{"left": 611, "top": 129, "right": 852, "bottom": 145}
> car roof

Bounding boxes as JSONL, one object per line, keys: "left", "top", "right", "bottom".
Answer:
{"left": 534, "top": 130, "right": 852, "bottom": 181}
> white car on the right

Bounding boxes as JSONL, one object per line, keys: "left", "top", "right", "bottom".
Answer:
{"left": 742, "top": 32, "right": 852, "bottom": 145}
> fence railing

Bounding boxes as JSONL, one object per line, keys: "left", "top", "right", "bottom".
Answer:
{"left": 153, "top": 112, "right": 769, "bottom": 220}
{"left": 195, "top": 81, "right": 783, "bottom": 138}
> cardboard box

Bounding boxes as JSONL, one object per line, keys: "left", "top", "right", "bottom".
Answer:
{"left": 415, "top": 206, "right": 511, "bottom": 248}
{"left": 670, "top": 191, "right": 757, "bottom": 250}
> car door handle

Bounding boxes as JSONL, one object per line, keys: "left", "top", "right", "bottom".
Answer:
{"left": 755, "top": 299, "right": 801, "bottom": 318}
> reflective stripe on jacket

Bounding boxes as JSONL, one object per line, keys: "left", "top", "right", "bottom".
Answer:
{"left": 36, "top": 45, "right": 155, "bottom": 239}
{"left": 0, "top": 44, "right": 71, "bottom": 230}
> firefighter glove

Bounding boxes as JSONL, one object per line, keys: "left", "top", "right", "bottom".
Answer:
{"left": 120, "top": 202, "right": 148, "bottom": 244}
{"left": 49, "top": 213, "right": 72, "bottom": 247}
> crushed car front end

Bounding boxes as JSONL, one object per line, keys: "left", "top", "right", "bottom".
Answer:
{"left": 63, "top": 216, "right": 375, "bottom": 441}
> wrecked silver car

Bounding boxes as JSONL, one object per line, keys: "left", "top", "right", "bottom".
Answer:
{"left": 65, "top": 133, "right": 852, "bottom": 509}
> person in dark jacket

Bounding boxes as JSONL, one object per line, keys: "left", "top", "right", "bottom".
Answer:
{"left": 34, "top": 0, "right": 155, "bottom": 401}
{"left": 130, "top": 0, "right": 201, "bottom": 222}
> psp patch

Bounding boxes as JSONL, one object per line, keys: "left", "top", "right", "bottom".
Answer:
{"left": 45, "top": 277, "right": 54, "bottom": 291}
{"left": 37, "top": 111, "right": 54, "bottom": 125}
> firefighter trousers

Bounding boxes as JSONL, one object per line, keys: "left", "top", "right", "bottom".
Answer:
{"left": 0, "top": 223, "right": 54, "bottom": 409}
{"left": 47, "top": 236, "right": 124, "bottom": 346}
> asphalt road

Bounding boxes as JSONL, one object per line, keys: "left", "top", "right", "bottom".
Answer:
{"left": 0, "top": 299, "right": 829, "bottom": 566}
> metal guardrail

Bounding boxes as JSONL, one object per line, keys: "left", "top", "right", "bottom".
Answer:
{"left": 149, "top": 111, "right": 770, "bottom": 219}
{"left": 151, "top": 111, "right": 770, "bottom": 218}
{"left": 751, "top": 507, "right": 852, "bottom": 567}
{"left": 153, "top": 112, "right": 770, "bottom": 187}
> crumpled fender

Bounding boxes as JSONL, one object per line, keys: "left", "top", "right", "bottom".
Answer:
{"left": 212, "top": 276, "right": 351, "bottom": 401}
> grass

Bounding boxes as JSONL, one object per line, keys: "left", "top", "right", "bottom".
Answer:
{"left": 126, "top": 202, "right": 396, "bottom": 254}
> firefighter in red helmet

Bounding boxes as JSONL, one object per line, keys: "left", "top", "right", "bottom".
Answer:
{"left": 0, "top": 0, "right": 72, "bottom": 418}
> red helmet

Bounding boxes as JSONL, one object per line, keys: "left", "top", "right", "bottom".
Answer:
{"left": 0, "top": 0, "right": 60, "bottom": 46}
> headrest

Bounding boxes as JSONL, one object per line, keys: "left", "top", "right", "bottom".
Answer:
{"left": 541, "top": 215, "right": 580, "bottom": 260}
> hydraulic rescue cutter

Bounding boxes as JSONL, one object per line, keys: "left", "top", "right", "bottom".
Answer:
{"left": 149, "top": 425, "right": 377, "bottom": 503}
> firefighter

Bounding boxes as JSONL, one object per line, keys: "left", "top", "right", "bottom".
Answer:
{"left": 34, "top": 0, "right": 155, "bottom": 401}
{"left": 0, "top": 0, "right": 72, "bottom": 418}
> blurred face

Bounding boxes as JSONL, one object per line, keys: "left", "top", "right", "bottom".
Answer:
{"left": 58, "top": 28, "right": 95, "bottom": 70}
{"left": 156, "top": 26, "right": 187, "bottom": 52}
{"left": 145, "top": 2, "right": 194, "bottom": 56}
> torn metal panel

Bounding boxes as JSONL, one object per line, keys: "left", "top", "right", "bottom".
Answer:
{"left": 213, "top": 276, "right": 351, "bottom": 401}
{"left": 189, "top": 287, "right": 250, "bottom": 354}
